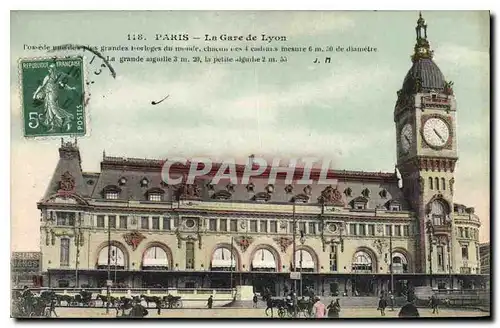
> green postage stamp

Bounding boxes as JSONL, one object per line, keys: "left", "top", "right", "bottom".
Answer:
{"left": 20, "top": 56, "right": 86, "bottom": 137}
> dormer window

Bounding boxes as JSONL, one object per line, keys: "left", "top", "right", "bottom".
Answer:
{"left": 141, "top": 178, "right": 149, "bottom": 187}
{"left": 253, "top": 192, "right": 270, "bottom": 202}
{"left": 246, "top": 182, "right": 255, "bottom": 192}
{"left": 379, "top": 189, "right": 388, "bottom": 198}
{"left": 106, "top": 192, "right": 118, "bottom": 200}
{"left": 385, "top": 199, "right": 402, "bottom": 211}
{"left": 350, "top": 196, "right": 368, "bottom": 210}
{"left": 118, "top": 177, "right": 127, "bottom": 186}
{"left": 303, "top": 185, "right": 312, "bottom": 195}
{"left": 102, "top": 185, "right": 121, "bottom": 200}
{"left": 145, "top": 188, "right": 165, "bottom": 202}
{"left": 149, "top": 193, "right": 162, "bottom": 202}
{"left": 265, "top": 184, "right": 275, "bottom": 194}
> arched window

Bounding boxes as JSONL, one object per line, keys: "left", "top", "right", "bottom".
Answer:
{"left": 97, "top": 245, "right": 125, "bottom": 269}
{"left": 391, "top": 252, "right": 408, "bottom": 273}
{"left": 429, "top": 177, "right": 433, "bottom": 190}
{"left": 429, "top": 200, "right": 448, "bottom": 226}
{"left": 294, "top": 250, "right": 315, "bottom": 272}
{"left": 352, "top": 251, "right": 373, "bottom": 273}
{"left": 441, "top": 178, "right": 446, "bottom": 191}
{"left": 143, "top": 246, "right": 169, "bottom": 270}
{"left": 435, "top": 177, "right": 440, "bottom": 191}
{"left": 252, "top": 249, "right": 276, "bottom": 272}
{"left": 60, "top": 238, "right": 70, "bottom": 267}
{"left": 211, "top": 247, "right": 236, "bottom": 271}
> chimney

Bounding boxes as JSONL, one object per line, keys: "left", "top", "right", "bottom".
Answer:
{"left": 248, "top": 154, "right": 255, "bottom": 166}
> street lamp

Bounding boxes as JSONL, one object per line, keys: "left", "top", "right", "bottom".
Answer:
{"left": 426, "top": 219, "right": 435, "bottom": 289}
{"left": 291, "top": 203, "right": 298, "bottom": 318}
{"left": 299, "top": 230, "right": 306, "bottom": 299}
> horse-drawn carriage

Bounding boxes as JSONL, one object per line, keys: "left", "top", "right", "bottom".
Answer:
{"left": 162, "top": 294, "right": 182, "bottom": 309}
{"left": 265, "top": 296, "right": 314, "bottom": 318}
{"left": 140, "top": 294, "right": 183, "bottom": 309}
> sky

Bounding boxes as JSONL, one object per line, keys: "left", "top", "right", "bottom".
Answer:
{"left": 10, "top": 11, "right": 490, "bottom": 251}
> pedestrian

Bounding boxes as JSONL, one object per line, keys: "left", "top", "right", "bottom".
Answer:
{"left": 377, "top": 295, "right": 387, "bottom": 316}
{"left": 253, "top": 293, "right": 258, "bottom": 308}
{"left": 128, "top": 297, "right": 148, "bottom": 318}
{"left": 207, "top": 295, "right": 214, "bottom": 309}
{"left": 389, "top": 292, "right": 395, "bottom": 311}
{"left": 430, "top": 294, "right": 439, "bottom": 314}
{"left": 156, "top": 299, "right": 162, "bottom": 315}
{"left": 398, "top": 301, "right": 420, "bottom": 317}
{"left": 327, "top": 299, "right": 341, "bottom": 318}
{"left": 312, "top": 297, "right": 326, "bottom": 318}
{"left": 48, "top": 297, "right": 58, "bottom": 317}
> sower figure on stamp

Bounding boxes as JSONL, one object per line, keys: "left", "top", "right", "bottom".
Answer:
{"left": 32, "top": 64, "right": 76, "bottom": 132}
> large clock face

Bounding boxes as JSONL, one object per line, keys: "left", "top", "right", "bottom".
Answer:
{"left": 400, "top": 123, "right": 413, "bottom": 154}
{"left": 422, "top": 117, "right": 450, "bottom": 148}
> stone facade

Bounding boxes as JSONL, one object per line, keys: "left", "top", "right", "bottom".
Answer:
{"left": 36, "top": 14, "right": 487, "bottom": 295}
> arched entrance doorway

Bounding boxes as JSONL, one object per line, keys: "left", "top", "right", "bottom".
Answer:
{"left": 251, "top": 248, "right": 278, "bottom": 296}
{"left": 141, "top": 244, "right": 172, "bottom": 288}
{"left": 294, "top": 249, "right": 316, "bottom": 296}
{"left": 351, "top": 249, "right": 377, "bottom": 296}
{"left": 210, "top": 246, "right": 238, "bottom": 289}
{"left": 392, "top": 251, "right": 409, "bottom": 296}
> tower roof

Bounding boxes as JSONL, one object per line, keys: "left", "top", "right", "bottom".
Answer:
{"left": 402, "top": 58, "right": 446, "bottom": 94}
{"left": 399, "top": 12, "right": 450, "bottom": 95}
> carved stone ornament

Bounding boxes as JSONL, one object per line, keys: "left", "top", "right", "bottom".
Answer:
{"left": 318, "top": 185, "right": 344, "bottom": 206}
{"left": 273, "top": 237, "right": 293, "bottom": 253}
{"left": 175, "top": 230, "right": 201, "bottom": 249}
{"left": 418, "top": 176, "right": 424, "bottom": 195}
{"left": 58, "top": 171, "right": 75, "bottom": 193}
{"left": 373, "top": 239, "right": 388, "bottom": 255}
{"left": 449, "top": 177, "right": 455, "bottom": 195}
{"left": 279, "top": 220, "right": 287, "bottom": 230}
{"left": 123, "top": 231, "right": 146, "bottom": 251}
{"left": 235, "top": 236, "right": 254, "bottom": 252}
{"left": 177, "top": 181, "right": 201, "bottom": 200}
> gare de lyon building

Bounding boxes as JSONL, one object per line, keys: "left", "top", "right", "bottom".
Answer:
{"left": 37, "top": 15, "right": 486, "bottom": 297}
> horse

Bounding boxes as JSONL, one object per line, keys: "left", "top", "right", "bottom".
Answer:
{"left": 74, "top": 290, "right": 93, "bottom": 307}
{"left": 140, "top": 294, "right": 161, "bottom": 308}
{"left": 115, "top": 296, "right": 134, "bottom": 316}
{"left": 54, "top": 294, "right": 74, "bottom": 306}
{"left": 264, "top": 294, "right": 290, "bottom": 318}
{"left": 96, "top": 294, "right": 117, "bottom": 307}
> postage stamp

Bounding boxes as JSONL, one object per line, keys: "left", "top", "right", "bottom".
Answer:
{"left": 19, "top": 56, "right": 86, "bottom": 137}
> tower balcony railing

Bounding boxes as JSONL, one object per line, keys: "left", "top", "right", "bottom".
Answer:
{"left": 432, "top": 224, "right": 451, "bottom": 235}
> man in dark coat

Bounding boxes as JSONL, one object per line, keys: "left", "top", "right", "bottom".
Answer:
{"left": 430, "top": 294, "right": 439, "bottom": 314}
{"left": 129, "top": 297, "right": 148, "bottom": 318}
{"left": 398, "top": 301, "right": 420, "bottom": 317}
{"left": 207, "top": 295, "right": 214, "bottom": 309}
{"left": 377, "top": 296, "right": 388, "bottom": 316}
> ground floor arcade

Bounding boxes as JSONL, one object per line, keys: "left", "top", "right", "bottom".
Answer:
{"left": 44, "top": 269, "right": 489, "bottom": 297}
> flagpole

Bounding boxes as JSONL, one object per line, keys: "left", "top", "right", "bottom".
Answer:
{"left": 292, "top": 202, "right": 297, "bottom": 318}
{"left": 106, "top": 223, "right": 111, "bottom": 314}
{"left": 230, "top": 236, "right": 234, "bottom": 296}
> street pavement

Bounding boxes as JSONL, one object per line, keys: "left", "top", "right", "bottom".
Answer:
{"left": 50, "top": 306, "right": 489, "bottom": 318}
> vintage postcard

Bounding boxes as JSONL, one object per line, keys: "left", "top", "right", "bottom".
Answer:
{"left": 10, "top": 11, "right": 491, "bottom": 319}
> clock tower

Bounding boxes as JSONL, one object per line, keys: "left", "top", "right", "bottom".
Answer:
{"left": 394, "top": 13, "right": 458, "bottom": 280}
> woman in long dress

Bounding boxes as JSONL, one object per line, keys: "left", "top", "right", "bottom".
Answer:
{"left": 33, "top": 64, "right": 75, "bottom": 132}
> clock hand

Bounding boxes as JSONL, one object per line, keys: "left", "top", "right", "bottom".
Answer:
{"left": 404, "top": 135, "right": 411, "bottom": 144}
{"left": 433, "top": 128, "right": 445, "bottom": 142}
